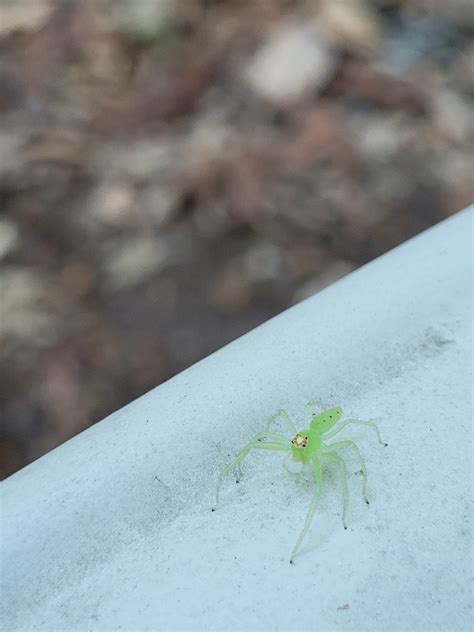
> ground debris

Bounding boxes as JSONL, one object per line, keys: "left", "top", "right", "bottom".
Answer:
{"left": 0, "top": 0, "right": 471, "bottom": 477}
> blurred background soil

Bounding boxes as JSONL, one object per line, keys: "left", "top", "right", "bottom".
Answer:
{"left": 0, "top": 0, "right": 472, "bottom": 478}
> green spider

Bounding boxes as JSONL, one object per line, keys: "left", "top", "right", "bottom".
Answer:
{"left": 212, "top": 402, "right": 387, "bottom": 564}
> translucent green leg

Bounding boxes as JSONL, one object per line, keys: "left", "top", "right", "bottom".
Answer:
{"left": 304, "top": 401, "right": 327, "bottom": 425}
{"left": 246, "top": 431, "right": 289, "bottom": 481}
{"left": 289, "top": 457, "right": 323, "bottom": 564}
{"left": 213, "top": 432, "right": 290, "bottom": 509}
{"left": 326, "top": 439, "right": 369, "bottom": 503}
{"left": 265, "top": 409, "right": 297, "bottom": 434}
{"left": 283, "top": 452, "right": 305, "bottom": 475}
{"left": 321, "top": 452, "right": 349, "bottom": 530}
{"left": 324, "top": 419, "right": 388, "bottom": 446}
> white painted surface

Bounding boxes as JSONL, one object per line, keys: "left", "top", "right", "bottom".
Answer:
{"left": 2, "top": 206, "right": 473, "bottom": 631}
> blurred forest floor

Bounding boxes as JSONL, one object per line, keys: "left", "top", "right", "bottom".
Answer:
{"left": 0, "top": 0, "right": 473, "bottom": 477}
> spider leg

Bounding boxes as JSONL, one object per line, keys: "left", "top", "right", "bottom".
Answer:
{"left": 324, "top": 418, "right": 387, "bottom": 446}
{"left": 304, "top": 401, "right": 328, "bottom": 425}
{"left": 289, "top": 456, "right": 323, "bottom": 564}
{"left": 213, "top": 433, "right": 290, "bottom": 509}
{"left": 325, "top": 440, "right": 369, "bottom": 503}
{"left": 265, "top": 409, "right": 297, "bottom": 434}
{"left": 235, "top": 430, "right": 289, "bottom": 484}
{"left": 321, "top": 452, "right": 349, "bottom": 530}
{"left": 282, "top": 452, "right": 305, "bottom": 476}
